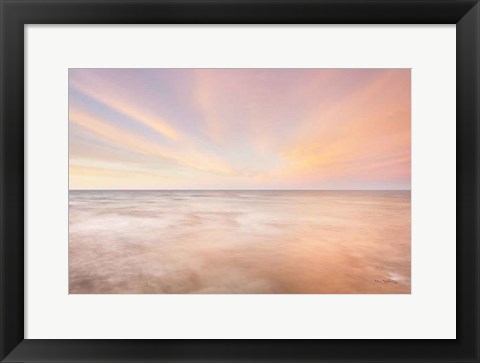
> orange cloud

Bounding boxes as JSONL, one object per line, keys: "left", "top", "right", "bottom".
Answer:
{"left": 275, "top": 69, "right": 411, "bottom": 185}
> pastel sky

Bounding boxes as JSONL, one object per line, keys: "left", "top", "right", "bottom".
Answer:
{"left": 69, "top": 68, "right": 410, "bottom": 190}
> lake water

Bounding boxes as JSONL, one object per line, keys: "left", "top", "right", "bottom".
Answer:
{"left": 69, "top": 190, "right": 411, "bottom": 294}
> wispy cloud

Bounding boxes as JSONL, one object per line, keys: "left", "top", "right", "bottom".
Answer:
{"left": 69, "top": 106, "right": 237, "bottom": 177}
{"left": 70, "top": 70, "right": 182, "bottom": 141}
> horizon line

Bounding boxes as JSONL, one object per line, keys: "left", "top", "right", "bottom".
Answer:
{"left": 69, "top": 189, "right": 411, "bottom": 192}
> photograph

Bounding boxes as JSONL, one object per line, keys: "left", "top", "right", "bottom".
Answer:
{"left": 69, "top": 68, "right": 411, "bottom": 294}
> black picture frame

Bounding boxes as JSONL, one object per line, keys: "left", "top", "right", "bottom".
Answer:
{"left": 1, "top": 0, "right": 478, "bottom": 362}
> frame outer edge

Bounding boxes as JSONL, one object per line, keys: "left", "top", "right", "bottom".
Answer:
{"left": 0, "top": 0, "right": 26, "bottom": 362}
{"left": 457, "top": 1, "right": 480, "bottom": 361}
{"left": 0, "top": 0, "right": 479, "bottom": 362}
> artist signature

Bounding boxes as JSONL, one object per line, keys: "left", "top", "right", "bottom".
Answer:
{"left": 374, "top": 279, "right": 398, "bottom": 285}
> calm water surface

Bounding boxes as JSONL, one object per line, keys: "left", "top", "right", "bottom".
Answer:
{"left": 69, "top": 190, "right": 411, "bottom": 294}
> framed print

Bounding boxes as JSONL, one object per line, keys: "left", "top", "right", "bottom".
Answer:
{"left": 0, "top": 0, "right": 479, "bottom": 362}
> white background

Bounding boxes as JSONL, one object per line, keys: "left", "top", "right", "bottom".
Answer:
{"left": 25, "top": 25, "right": 456, "bottom": 339}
